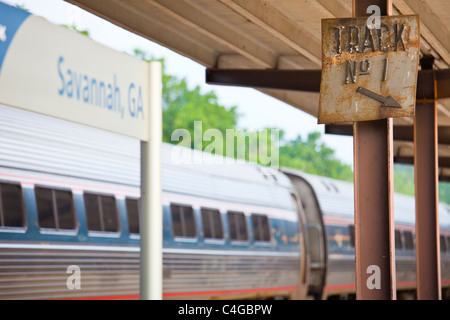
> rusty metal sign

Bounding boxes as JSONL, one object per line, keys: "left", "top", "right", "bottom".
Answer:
{"left": 318, "top": 15, "right": 420, "bottom": 124}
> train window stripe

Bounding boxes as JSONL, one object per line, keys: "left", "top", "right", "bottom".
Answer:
{"left": 0, "top": 243, "right": 300, "bottom": 257}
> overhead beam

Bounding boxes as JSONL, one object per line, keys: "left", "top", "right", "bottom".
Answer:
{"left": 395, "top": 156, "right": 450, "bottom": 168}
{"left": 206, "top": 69, "right": 321, "bottom": 91}
{"left": 207, "top": 68, "right": 450, "bottom": 98}
{"left": 439, "top": 175, "right": 450, "bottom": 183}
{"left": 326, "top": 124, "right": 450, "bottom": 145}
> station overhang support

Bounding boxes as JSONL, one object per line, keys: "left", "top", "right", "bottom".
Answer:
{"left": 207, "top": 68, "right": 450, "bottom": 97}
{"left": 206, "top": 0, "right": 450, "bottom": 301}
{"left": 414, "top": 56, "right": 441, "bottom": 300}
{"left": 326, "top": 123, "right": 450, "bottom": 144}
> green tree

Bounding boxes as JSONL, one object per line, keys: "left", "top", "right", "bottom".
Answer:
{"left": 133, "top": 49, "right": 238, "bottom": 151}
{"left": 279, "top": 132, "right": 354, "bottom": 181}
{"left": 15, "top": 4, "right": 29, "bottom": 12}
{"left": 133, "top": 49, "right": 355, "bottom": 180}
{"left": 62, "top": 24, "right": 90, "bottom": 37}
{"left": 392, "top": 163, "right": 450, "bottom": 204}
{"left": 133, "top": 49, "right": 353, "bottom": 178}
{"left": 439, "top": 182, "right": 450, "bottom": 205}
{"left": 393, "top": 164, "right": 415, "bottom": 196}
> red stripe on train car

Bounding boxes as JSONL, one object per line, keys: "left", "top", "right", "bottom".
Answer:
{"left": 163, "top": 286, "right": 299, "bottom": 297}
{"left": 324, "top": 284, "right": 356, "bottom": 291}
{"left": 325, "top": 279, "right": 450, "bottom": 292}
{"left": 63, "top": 286, "right": 299, "bottom": 300}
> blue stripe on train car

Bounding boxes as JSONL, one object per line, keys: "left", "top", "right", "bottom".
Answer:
{"left": 0, "top": 186, "right": 300, "bottom": 255}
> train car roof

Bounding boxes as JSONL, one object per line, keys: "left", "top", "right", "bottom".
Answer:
{"left": 282, "top": 168, "right": 450, "bottom": 230}
{"left": 0, "top": 104, "right": 295, "bottom": 211}
{"left": 162, "top": 143, "right": 295, "bottom": 210}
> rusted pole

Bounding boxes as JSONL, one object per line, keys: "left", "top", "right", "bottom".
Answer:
{"left": 353, "top": 0, "right": 396, "bottom": 300}
{"left": 415, "top": 55, "right": 441, "bottom": 300}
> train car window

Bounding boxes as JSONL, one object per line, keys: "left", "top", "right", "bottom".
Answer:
{"left": 36, "top": 188, "right": 54, "bottom": 228}
{"left": 101, "top": 196, "right": 118, "bottom": 232}
{"left": 126, "top": 198, "right": 140, "bottom": 235}
{"left": 171, "top": 204, "right": 196, "bottom": 238}
{"left": 404, "top": 231, "right": 414, "bottom": 250}
{"left": 395, "top": 230, "right": 403, "bottom": 250}
{"left": 228, "top": 211, "right": 248, "bottom": 241}
{"left": 0, "top": 182, "right": 25, "bottom": 228}
{"left": 326, "top": 225, "right": 353, "bottom": 253}
{"left": 201, "top": 208, "right": 223, "bottom": 239}
{"left": 441, "top": 235, "right": 447, "bottom": 253}
{"left": 349, "top": 225, "right": 355, "bottom": 248}
{"left": 35, "top": 187, "right": 75, "bottom": 230}
{"left": 84, "top": 193, "right": 119, "bottom": 232}
{"left": 251, "top": 214, "right": 271, "bottom": 242}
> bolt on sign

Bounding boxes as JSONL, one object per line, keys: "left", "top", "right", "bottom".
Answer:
{"left": 318, "top": 15, "right": 420, "bottom": 124}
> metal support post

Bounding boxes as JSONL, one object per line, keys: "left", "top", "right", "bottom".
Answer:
{"left": 353, "top": 0, "right": 396, "bottom": 300}
{"left": 140, "top": 61, "right": 163, "bottom": 300}
{"left": 415, "top": 55, "right": 441, "bottom": 300}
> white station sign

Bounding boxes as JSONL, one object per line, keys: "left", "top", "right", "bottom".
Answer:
{"left": 0, "top": 3, "right": 151, "bottom": 141}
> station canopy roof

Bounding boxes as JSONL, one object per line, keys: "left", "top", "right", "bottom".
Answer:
{"left": 66, "top": 0, "right": 450, "bottom": 179}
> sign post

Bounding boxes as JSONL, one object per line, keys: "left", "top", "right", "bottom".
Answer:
{"left": 140, "top": 62, "right": 163, "bottom": 300}
{"left": 319, "top": 0, "right": 419, "bottom": 299}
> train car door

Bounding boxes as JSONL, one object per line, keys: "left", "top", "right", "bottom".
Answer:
{"left": 283, "top": 171, "right": 328, "bottom": 300}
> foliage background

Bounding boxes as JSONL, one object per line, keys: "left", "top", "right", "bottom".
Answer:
{"left": 134, "top": 48, "right": 450, "bottom": 204}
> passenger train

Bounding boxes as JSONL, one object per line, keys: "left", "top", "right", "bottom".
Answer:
{"left": 0, "top": 104, "right": 450, "bottom": 300}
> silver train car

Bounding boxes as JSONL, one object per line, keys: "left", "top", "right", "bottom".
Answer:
{"left": 0, "top": 104, "right": 307, "bottom": 300}
{"left": 284, "top": 169, "right": 450, "bottom": 299}
{"left": 1, "top": 104, "right": 450, "bottom": 300}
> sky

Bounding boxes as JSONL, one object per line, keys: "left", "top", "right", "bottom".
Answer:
{"left": 2, "top": 0, "right": 354, "bottom": 165}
